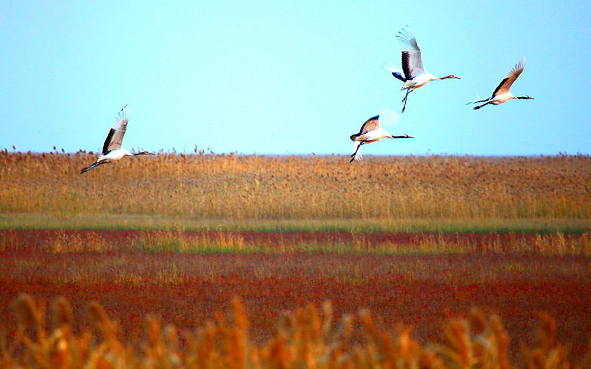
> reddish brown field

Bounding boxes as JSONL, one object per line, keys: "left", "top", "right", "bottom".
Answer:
{"left": 1, "top": 230, "right": 591, "bottom": 361}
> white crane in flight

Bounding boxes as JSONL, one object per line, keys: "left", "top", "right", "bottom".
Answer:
{"left": 384, "top": 26, "right": 460, "bottom": 113}
{"left": 350, "top": 110, "right": 413, "bottom": 163}
{"left": 80, "top": 105, "right": 152, "bottom": 174}
{"left": 468, "top": 58, "right": 534, "bottom": 110}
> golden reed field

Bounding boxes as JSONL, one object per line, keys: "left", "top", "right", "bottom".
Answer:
{"left": 1, "top": 151, "right": 591, "bottom": 368}
{"left": 1, "top": 151, "right": 590, "bottom": 223}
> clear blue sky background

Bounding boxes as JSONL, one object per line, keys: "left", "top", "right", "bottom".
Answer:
{"left": 1, "top": 0, "right": 590, "bottom": 156}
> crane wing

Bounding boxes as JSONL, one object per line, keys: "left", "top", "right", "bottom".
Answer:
{"left": 357, "top": 116, "right": 380, "bottom": 135}
{"left": 396, "top": 26, "right": 423, "bottom": 79}
{"left": 492, "top": 58, "right": 525, "bottom": 97}
{"left": 382, "top": 62, "right": 407, "bottom": 82}
{"left": 377, "top": 109, "right": 400, "bottom": 127}
{"left": 102, "top": 129, "right": 116, "bottom": 155}
{"left": 103, "top": 104, "right": 129, "bottom": 154}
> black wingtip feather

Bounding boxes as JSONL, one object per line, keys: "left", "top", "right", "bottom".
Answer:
{"left": 102, "top": 128, "right": 116, "bottom": 155}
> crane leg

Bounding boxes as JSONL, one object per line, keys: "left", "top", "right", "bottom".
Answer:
{"left": 350, "top": 141, "right": 365, "bottom": 163}
{"left": 467, "top": 97, "right": 491, "bottom": 105}
{"left": 80, "top": 162, "right": 98, "bottom": 174}
{"left": 401, "top": 89, "right": 412, "bottom": 113}
{"left": 473, "top": 101, "right": 491, "bottom": 110}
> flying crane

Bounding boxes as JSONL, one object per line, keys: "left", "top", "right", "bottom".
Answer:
{"left": 468, "top": 58, "right": 534, "bottom": 110}
{"left": 349, "top": 110, "right": 413, "bottom": 163}
{"left": 80, "top": 105, "right": 152, "bottom": 174}
{"left": 384, "top": 26, "right": 460, "bottom": 113}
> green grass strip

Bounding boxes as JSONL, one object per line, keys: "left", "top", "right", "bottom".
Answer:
{"left": 1, "top": 213, "right": 590, "bottom": 234}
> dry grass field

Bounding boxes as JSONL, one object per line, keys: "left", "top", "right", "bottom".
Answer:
{"left": 1, "top": 151, "right": 590, "bottom": 231}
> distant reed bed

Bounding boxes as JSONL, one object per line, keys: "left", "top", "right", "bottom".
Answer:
{"left": 2, "top": 294, "right": 589, "bottom": 369}
{"left": 1, "top": 151, "right": 590, "bottom": 221}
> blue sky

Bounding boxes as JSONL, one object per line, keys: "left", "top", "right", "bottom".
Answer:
{"left": 1, "top": 0, "right": 590, "bottom": 156}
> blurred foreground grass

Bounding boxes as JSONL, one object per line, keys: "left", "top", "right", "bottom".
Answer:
{"left": 3, "top": 294, "right": 589, "bottom": 369}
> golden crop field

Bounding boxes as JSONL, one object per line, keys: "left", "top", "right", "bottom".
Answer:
{"left": 1, "top": 151, "right": 590, "bottom": 231}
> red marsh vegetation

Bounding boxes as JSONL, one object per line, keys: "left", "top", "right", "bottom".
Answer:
{"left": 1, "top": 229, "right": 590, "bottom": 360}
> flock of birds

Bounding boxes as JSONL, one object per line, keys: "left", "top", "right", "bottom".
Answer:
{"left": 80, "top": 26, "right": 534, "bottom": 173}
{"left": 348, "top": 26, "right": 533, "bottom": 163}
